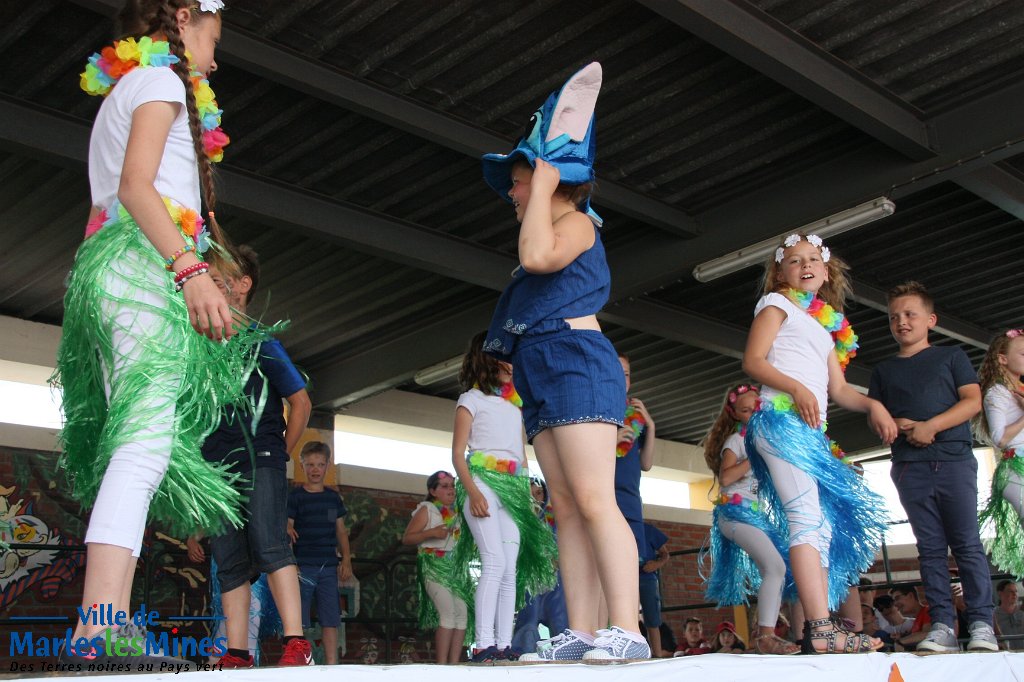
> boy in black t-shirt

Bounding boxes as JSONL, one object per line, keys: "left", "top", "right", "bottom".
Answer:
{"left": 868, "top": 281, "right": 995, "bottom": 653}
{"left": 287, "top": 441, "right": 352, "bottom": 665}
{"left": 203, "top": 246, "right": 313, "bottom": 667}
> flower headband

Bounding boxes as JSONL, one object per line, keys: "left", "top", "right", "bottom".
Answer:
{"left": 198, "top": 0, "right": 224, "bottom": 13}
{"left": 1007, "top": 329, "right": 1024, "bottom": 339}
{"left": 774, "top": 233, "right": 830, "bottom": 263}
{"left": 728, "top": 384, "right": 759, "bottom": 404}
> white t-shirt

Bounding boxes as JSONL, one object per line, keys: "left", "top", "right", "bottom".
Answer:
{"left": 414, "top": 500, "right": 458, "bottom": 552}
{"left": 88, "top": 66, "right": 201, "bottom": 212}
{"left": 984, "top": 384, "right": 1024, "bottom": 450}
{"left": 755, "top": 292, "right": 834, "bottom": 421}
{"left": 456, "top": 388, "right": 526, "bottom": 465}
{"left": 719, "top": 432, "right": 758, "bottom": 501}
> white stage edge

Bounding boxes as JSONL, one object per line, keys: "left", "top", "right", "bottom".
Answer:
{"left": 10, "top": 652, "right": 1024, "bottom": 682}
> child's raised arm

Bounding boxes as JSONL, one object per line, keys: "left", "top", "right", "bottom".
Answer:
{"left": 743, "top": 306, "right": 821, "bottom": 429}
{"left": 517, "top": 160, "right": 595, "bottom": 274}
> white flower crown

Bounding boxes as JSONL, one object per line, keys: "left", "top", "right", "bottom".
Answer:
{"left": 774, "top": 233, "right": 830, "bottom": 263}
{"left": 198, "top": 0, "right": 225, "bottom": 13}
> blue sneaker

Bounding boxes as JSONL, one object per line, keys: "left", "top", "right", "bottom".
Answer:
{"left": 582, "top": 626, "right": 652, "bottom": 660}
{"left": 519, "top": 629, "right": 596, "bottom": 661}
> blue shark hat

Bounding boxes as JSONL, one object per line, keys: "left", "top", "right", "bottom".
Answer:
{"left": 482, "top": 62, "right": 602, "bottom": 223}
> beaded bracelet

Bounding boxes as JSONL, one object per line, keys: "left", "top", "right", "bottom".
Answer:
{"left": 165, "top": 243, "right": 196, "bottom": 271}
{"left": 173, "top": 261, "right": 209, "bottom": 284}
{"left": 174, "top": 269, "right": 209, "bottom": 292}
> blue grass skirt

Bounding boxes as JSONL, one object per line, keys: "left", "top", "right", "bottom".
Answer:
{"left": 704, "top": 501, "right": 795, "bottom": 606}
{"left": 745, "top": 405, "right": 887, "bottom": 609}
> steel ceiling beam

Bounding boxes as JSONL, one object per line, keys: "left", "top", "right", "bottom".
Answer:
{"left": 0, "top": 95, "right": 515, "bottom": 293}
{"left": 609, "top": 78, "right": 1024, "bottom": 301}
{"left": 636, "top": 0, "right": 935, "bottom": 160}
{"left": 953, "top": 163, "right": 1024, "bottom": 223}
{"left": 68, "top": 0, "right": 701, "bottom": 238}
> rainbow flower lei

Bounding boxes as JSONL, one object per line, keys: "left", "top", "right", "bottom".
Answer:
{"left": 85, "top": 198, "right": 209, "bottom": 252}
{"left": 783, "top": 288, "right": 858, "bottom": 371}
{"left": 80, "top": 37, "right": 229, "bottom": 162}
{"left": 616, "top": 403, "right": 647, "bottom": 457}
{"left": 468, "top": 451, "right": 520, "bottom": 476}
{"left": 476, "top": 382, "right": 523, "bottom": 408}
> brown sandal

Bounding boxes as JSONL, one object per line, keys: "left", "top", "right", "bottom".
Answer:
{"left": 754, "top": 633, "right": 800, "bottom": 655}
{"left": 801, "top": 617, "right": 883, "bottom": 654}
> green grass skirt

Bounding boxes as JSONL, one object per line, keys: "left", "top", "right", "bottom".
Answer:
{"left": 980, "top": 453, "right": 1024, "bottom": 580}
{"left": 52, "top": 210, "right": 270, "bottom": 537}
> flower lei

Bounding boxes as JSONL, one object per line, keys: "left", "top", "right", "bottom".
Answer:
{"left": 476, "top": 382, "right": 523, "bottom": 408}
{"left": 432, "top": 499, "right": 458, "bottom": 529}
{"left": 85, "top": 198, "right": 209, "bottom": 252}
{"left": 783, "top": 288, "right": 858, "bottom": 371}
{"left": 80, "top": 37, "right": 229, "bottom": 162}
{"left": 616, "top": 403, "right": 646, "bottom": 457}
{"left": 1003, "top": 448, "right": 1018, "bottom": 461}
{"left": 468, "top": 451, "right": 520, "bottom": 476}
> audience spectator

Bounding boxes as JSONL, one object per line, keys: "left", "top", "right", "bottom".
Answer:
{"left": 710, "top": 621, "right": 746, "bottom": 654}
{"left": 673, "top": 617, "right": 712, "bottom": 656}
{"left": 995, "top": 580, "right": 1024, "bottom": 651}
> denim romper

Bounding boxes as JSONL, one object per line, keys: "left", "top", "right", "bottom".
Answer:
{"left": 484, "top": 226, "right": 626, "bottom": 440}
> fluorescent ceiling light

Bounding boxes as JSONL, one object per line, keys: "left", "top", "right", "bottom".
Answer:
{"left": 413, "top": 356, "right": 462, "bottom": 386}
{"left": 692, "top": 197, "right": 895, "bottom": 283}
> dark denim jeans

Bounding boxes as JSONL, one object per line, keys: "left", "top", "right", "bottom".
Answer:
{"left": 891, "top": 458, "right": 993, "bottom": 627}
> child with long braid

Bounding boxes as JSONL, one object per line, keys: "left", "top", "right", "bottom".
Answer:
{"left": 702, "top": 383, "right": 798, "bottom": 655}
{"left": 55, "top": 0, "right": 260, "bottom": 664}
{"left": 976, "top": 329, "right": 1024, "bottom": 580}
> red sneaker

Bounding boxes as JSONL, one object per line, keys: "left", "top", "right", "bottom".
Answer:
{"left": 219, "top": 652, "right": 255, "bottom": 668}
{"left": 278, "top": 638, "right": 313, "bottom": 666}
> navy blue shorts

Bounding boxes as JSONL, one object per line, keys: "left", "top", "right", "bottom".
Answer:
{"left": 210, "top": 467, "right": 296, "bottom": 593}
{"left": 299, "top": 563, "right": 342, "bottom": 628}
{"left": 513, "top": 328, "right": 626, "bottom": 441}
{"left": 639, "top": 575, "right": 663, "bottom": 627}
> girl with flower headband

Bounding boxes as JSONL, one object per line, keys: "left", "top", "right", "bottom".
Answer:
{"left": 975, "top": 329, "right": 1024, "bottom": 580}
{"left": 53, "top": 0, "right": 262, "bottom": 664}
{"left": 742, "top": 232, "right": 897, "bottom": 654}
{"left": 449, "top": 332, "right": 557, "bottom": 662}
{"left": 701, "top": 383, "right": 799, "bottom": 655}
{"left": 402, "top": 471, "right": 467, "bottom": 664}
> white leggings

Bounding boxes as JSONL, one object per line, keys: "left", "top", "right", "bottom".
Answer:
{"left": 85, "top": 253, "right": 176, "bottom": 557}
{"left": 1003, "top": 469, "right": 1024, "bottom": 519}
{"left": 718, "top": 518, "right": 787, "bottom": 627}
{"left": 425, "top": 579, "right": 468, "bottom": 630}
{"left": 753, "top": 432, "right": 832, "bottom": 566}
{"left": 463, "top": 477, "right": 520, "bottom": 649}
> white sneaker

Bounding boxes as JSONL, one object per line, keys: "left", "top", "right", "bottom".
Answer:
{"left": 916, "top": 622, "right": 959, "bottom": 653}
{"left": 582, "top": 626, "right": 652, "bottom": 660}
{"left": 519, "top": 629, "right": 596, "bottom": 661}
{"left": 967, "top": 621, "right": 999, "bottom": 652}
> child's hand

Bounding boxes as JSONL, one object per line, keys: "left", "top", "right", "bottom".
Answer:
{"left": 791, "top": 385, "right": 821, "bottom": 429}
{"left": 469, "top": 490, "right": 490, "bottom": 518}
{"left": 429, "top": 526, "right": 449, "bottom": 540}
{"left": 338, "top": 559, "right": 353, "bottom": 582}
{"left": 183, "top": 273, "right": 236, "bottom": 341}
{"left": 287, "top": 526, "right": 299, "bottom": 544}
{"left": 901, "top": 420, "right": 937, "bottom": 447}
{"left": 868, "top": 402, "right": 898, "bottom": 445}
{"left": 186, "top": 536, "right": 205, "bottom": 563}
{"left": 629, "top": 398, "right": 653, "bottom": 425}
{"left": 531, "top": 158, "right": 561, "bottom": 197}
{"left": 617, "top": 426, "right": 636, "bottom": 444}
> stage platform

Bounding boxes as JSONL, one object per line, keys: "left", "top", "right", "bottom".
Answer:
{"left": 6, "top": 652, "right": 1023, "bottom": 682}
